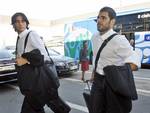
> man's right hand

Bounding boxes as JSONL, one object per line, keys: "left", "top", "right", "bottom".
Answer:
{"left": 16, "top": 57, "right": 30, "bottom": 66}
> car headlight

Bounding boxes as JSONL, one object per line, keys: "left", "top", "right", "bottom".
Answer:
{"left": 55, "top": 62, "right": 65, "bottom": 66}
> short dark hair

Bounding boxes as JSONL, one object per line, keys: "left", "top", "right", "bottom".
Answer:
{"left": 11, "top": 12, "right": 29, "bottom": 29}
{"left": 100, "top": 6, "right": 116, "bottom": 20}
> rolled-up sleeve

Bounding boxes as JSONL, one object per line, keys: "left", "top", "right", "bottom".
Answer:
{"left": 124, "top": 51, "right": 141, "bottom": 68}
{"left": 115, "top": 36, "right": 141, "bottom": 68}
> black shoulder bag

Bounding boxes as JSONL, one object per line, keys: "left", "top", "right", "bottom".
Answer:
{"left": 95, "top": 33, "right": 138, "bottom": 100}
{"left": 44, "top": 46, "right": 60, "bottom": 89}
{"left": 24, "top": 31, "right": 60, "bottom": 89}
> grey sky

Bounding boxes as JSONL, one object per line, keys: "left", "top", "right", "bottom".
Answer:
{"left": 0, "top": 0, "right": 149, "bottom": 20}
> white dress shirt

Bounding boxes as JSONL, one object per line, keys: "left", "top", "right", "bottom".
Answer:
{"left": 17, "top": 29, "right": 50, "bottom": 61}
{"left": 91, "top": 29, "right": 141, "bottom": 75}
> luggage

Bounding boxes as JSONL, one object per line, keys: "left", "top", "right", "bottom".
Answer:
{"left": 83, "top": 80, "right": 92, "bottom": 113}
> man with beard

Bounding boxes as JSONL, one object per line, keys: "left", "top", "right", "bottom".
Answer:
{"left": 90, "top": 7, "right": 140, "bottom": 113}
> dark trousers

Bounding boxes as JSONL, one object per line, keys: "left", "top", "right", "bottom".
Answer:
{"left": 90, "top": 73, "right": 106, "bottom": 113}
{"left": 21, "top": 95, "right": 45, "bottom": 113}
{"left": 90, "top": 73, "right": 131, "bottom": 113}
{"left": 21, "top": 94, "right": 71, "bottom": 113}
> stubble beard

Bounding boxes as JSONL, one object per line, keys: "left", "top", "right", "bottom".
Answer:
{"left": 98, "top": 27, "right": 110, "bottom": 35}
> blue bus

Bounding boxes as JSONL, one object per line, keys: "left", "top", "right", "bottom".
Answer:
{"left": 64, "top": 8, "right": 150, "bottom": 68}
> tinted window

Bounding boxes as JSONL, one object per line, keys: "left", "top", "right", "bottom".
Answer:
{"left": 0, "top": 50, "right": 12, "bottom": 59}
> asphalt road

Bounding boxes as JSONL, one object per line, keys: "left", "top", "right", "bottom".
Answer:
{"left": 0, "top": 68, "right": 150, "bottom": 113}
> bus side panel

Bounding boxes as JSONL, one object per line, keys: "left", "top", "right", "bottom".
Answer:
{"left": 135, "top": 31, "right": 150, "bottom": 68}
{"left": 64, "top": 19, "right": 97, "bottom": 64}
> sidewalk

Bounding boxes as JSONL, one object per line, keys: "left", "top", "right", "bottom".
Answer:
{"left": 78, "top": 64, "right": 150, "bottom": 80}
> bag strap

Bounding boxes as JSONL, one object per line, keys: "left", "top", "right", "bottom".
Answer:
{"left": 15, "top": 36, "right": 19, "bottom": 56}
{"left": 24, "top": 31, "right": 54, "bottom": 63}
{"left": 44, "top": 46, "right": 54, "bottom": 64}
{"left": 94, "top": 33, "right": 117, "bottom": 71}
{"left": 24, "top": 31, "right": 32, "bottom": 52}
{"left": 16, "top": 31, "right": 54, "bottom": 63}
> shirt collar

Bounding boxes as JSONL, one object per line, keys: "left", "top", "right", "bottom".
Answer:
{"left": 18, "top": 29, "right": 29, "bottom": 38}
{"left": 101, "top": 29, "right": 116, "bottom": 41}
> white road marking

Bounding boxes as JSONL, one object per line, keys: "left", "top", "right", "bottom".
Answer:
{"left": 78, "top": 71, "right": 150, "bottom": 81}
{"left": 66, "top": 101, "right": 88, "bottom": 112}
{"left": 63, "top": 78, "right": 82, "bottom": 82}
{"left": 44, "top": 101, "right": 88, "bottom": 113}
{"left": 6, "top": 77, "right": 150, "bottom": 113}
{"left": 134, "top": 76, "right": 150, "bottom": 81}
{"left": 137, "top": 89, "right": 150, "bottom": 94}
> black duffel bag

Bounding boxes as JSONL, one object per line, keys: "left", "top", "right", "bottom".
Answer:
{"left": 43, "top": 60, "right": 60, "bottom": 89}
{"left": 16, "top": 64, "right": 38, "bottom": 95}
{"left": 103, "top": 63, "right": 138, "bottom": 100}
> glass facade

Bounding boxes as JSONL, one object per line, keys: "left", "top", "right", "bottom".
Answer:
{"left": 115, "top": 11, "right": 150, "bottom": 34}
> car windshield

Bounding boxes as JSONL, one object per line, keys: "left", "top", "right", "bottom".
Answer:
{"left": 0, "top": 49, "right": 12, "bottom": 59}
{"left": 48, "top": 49, "right": 60, "bottom": 56}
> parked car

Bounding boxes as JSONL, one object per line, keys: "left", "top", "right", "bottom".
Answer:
{"left": 48, "top": 49, "right": 79, "bottom": 75}
{"left": 0, "top": 49, "right": 17, "bottom": 83}
{"left": 5, "top": 46, "right": 16, "bottom": 58}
